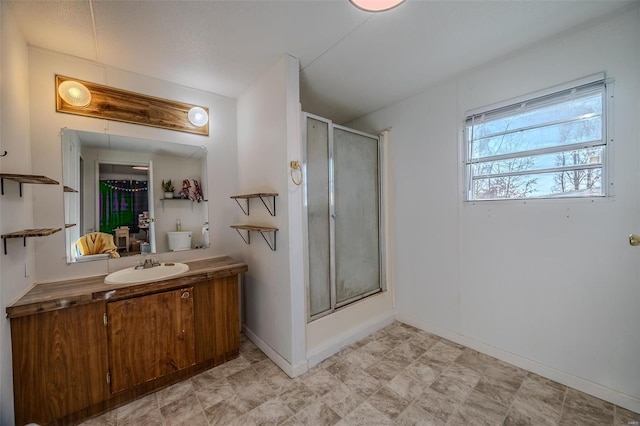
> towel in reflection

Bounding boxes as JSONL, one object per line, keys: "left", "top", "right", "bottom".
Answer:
{"left": 179, "top": 179, "right": 204, "bottom": 202}
{"left": 76, "top": 232, "right": 120, "bottom": 258}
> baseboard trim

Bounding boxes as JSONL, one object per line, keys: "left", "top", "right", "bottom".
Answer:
{"left": 306, "top": 310, "right": 397, "bottom": 368}
{"left": 397, "top": 314, "right": 640, "bottom": 414}
{"left": 242, "top": 325, "right": 308, "bottom": 378}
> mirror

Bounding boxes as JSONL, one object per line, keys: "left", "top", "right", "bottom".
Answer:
{"left": 61, "top": 129, "right": 209, "bottom": 263}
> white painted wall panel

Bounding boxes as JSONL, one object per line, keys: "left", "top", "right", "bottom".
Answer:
{"left": 351, "top": 7, "right": 640, "bottom": 411}
{"left": 0, "top": 5, "right": 34, "bottom": 425}
{"left": 351, "top": 81, "right": 461, "bottom": 332}
{"left": 237, "top": 55, "right": 305, "bottom": 368}
{"left": 457, "top": 9, "right": 640, "bottom": 403}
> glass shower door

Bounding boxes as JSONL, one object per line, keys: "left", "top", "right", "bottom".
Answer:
{"left": 304, "top": 114, "right": 382, "bottom": 320}
{"left": 333, "top": 127, "right": 381, "bottom": 306}
{"left": 306, "top": 117, "right": 332, "bottom": 317}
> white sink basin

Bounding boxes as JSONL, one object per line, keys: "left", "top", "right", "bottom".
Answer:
{"left": 104, "top": 262, "right": 189, "bottom": 285}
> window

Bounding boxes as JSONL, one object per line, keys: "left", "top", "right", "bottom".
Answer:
{"left": 465, "top": 75, "right": 609, "bottom": 201}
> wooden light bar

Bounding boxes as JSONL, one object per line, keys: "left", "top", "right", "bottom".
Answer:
{"left": 55, "top": 75, "right": 209, "bottom": 136}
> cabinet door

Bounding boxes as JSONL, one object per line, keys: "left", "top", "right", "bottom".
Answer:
{"left": 10, "top": 303, "right": 109, "bottom": 426}
{"left": 107, "top": 287, "right": 195, "bottom": 393}
{"left": 194, "top": 276, "right": 240, "bottom": 364}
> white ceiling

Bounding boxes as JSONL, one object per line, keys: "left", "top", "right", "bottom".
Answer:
{"left": 4, "top": 0, "right": 637, "bottom": 123}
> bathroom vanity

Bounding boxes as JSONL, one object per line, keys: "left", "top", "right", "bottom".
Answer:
{"left": 6, "top": 256, "right": 247, "bottom": 426}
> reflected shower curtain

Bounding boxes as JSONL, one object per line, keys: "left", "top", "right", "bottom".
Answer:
{"left": 99, "top": 180, "right": 148, "bottom": 234}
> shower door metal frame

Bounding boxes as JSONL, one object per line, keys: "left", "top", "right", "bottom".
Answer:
{"left": 302, "top": 112, "right": 386, "bottom": 322}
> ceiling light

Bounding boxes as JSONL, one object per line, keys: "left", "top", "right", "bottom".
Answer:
{"left": 349, "top": 0, "right": 405, "bottom": 12}
{"left": 188, "top": 107, "right": 209, "bottom": 127}
{"left": 58, "top": 80, "right": 92, "bottom": 108}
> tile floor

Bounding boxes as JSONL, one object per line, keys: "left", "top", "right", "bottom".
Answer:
{"left": 81, "top": 321, "right": 640, "bottom": 426}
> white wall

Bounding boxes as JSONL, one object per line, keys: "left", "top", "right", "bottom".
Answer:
{"left": 0, "top": 4, "right": 34, "bottom": 425}
{"left": 27, "top": 48, "right": 240, "bottom": 281}
{"left": 237, "top": 55, "right": 307, "bottom": 376}
{"left": 351, "top": 7, "right": 640, "bottom": 412}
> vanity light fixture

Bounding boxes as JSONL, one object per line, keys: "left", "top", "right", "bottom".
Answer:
{"left": 349, "top": 0, "right": 405, "bottom": 12}
{"left": 57, "top": 80, "right": 92, "bottom": 108}
{"left": 55, "top": 75, "right": 210, "bottom": 136}
{"left": 188, "top": 107, "right": 209, "bottom": 127}
{"left": 132, "top": 166, "right": 149, "bottom": 171}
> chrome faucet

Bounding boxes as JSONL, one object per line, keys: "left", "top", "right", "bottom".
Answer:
{"left": 134, "top": 256, "right": 161, "bottom": 270}
{"left": 142, "top": 258, "right": 161, "bottom": 268}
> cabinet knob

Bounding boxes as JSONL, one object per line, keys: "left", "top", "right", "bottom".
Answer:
{"left": 181, "top": 291, "right": 190, "bottom": 299}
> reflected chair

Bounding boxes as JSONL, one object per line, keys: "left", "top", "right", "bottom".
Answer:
{"left": 114, "top": 226, "right": 130, "bottom": 252}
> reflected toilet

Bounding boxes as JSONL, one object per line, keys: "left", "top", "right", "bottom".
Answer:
{"left": 167, "top": 231, "right": 192, "bottom": 251}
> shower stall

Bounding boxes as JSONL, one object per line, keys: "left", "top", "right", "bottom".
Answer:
{"left": 303, "top": 113, "right": 385, "bottom": 321}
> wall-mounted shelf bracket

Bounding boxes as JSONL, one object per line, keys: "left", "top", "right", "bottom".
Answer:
{"left": 230, "top": 225, "right": 278, "bottom": 251}
{"left": 257, "top": 194, "right": 277, "bottom": 216}
{"left": 233, "top": 227, "right": 250, "bottom": 245}
{"left": 3, "top": 236, "right": 25, "bottom": 255}
{"left": 232, "top": 198, "right": 250, "bottom": 215}
{"left": 230, "top": 193, "right": 278, "bottom": 216}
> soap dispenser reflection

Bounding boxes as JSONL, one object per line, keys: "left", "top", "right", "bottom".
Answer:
{"left": 202, "top": 222, "right": 210, "bottom": 247}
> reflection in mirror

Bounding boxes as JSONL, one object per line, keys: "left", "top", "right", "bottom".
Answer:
{"left": 97, "top": 162, "right": 153, "bottom": 256}
{"left": 61, "top": 129, "right": 209, "bottom": 264}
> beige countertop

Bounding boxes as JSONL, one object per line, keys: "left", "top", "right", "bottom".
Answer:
{"left": 6, "top": 256, "right": 247, "bottom": 319}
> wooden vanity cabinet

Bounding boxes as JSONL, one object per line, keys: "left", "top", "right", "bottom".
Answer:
{"left": 107, "top": 286, "right": 196, "bottom": 393}
{"left": 193, "top": 275, "right": 240, "bottom": 364}
{"left": 10, "top": 271, "right": 242, "bottom": 426}
{"left": 10, "top": 302, "right": 110, "bottom": 426}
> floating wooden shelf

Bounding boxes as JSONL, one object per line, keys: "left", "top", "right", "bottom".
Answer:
{"left": 0, "top": 174, "right": 59, "bottom": 185}
{"left": 230, "top": 225, "right": 278, "bottom": 251}
{"left": 63, "top": 186, "right": 78, "bottom": 193}
{"left": 159, "top": 198, "right": 208, "bottom": 202}
{"left": 231, "top": 225, "right": 278, "bottom": 232}
{"left": 1, "top": 227, "right": 62, "bottom": 255}
{"left": 1, "top": 173, "right": 59, "bottom": 197}
{"left": 1, "top": 174, "right": 62, "bottom": 254}
{"left": 230, "top": 193, "right": 279, "bottom": 199}
{"left": 230, "top": 193, "right": 278, "bottom": 216}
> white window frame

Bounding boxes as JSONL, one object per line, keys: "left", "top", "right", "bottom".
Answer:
{"left": 464, "top": 73, "right": 612, "bottom": 202}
